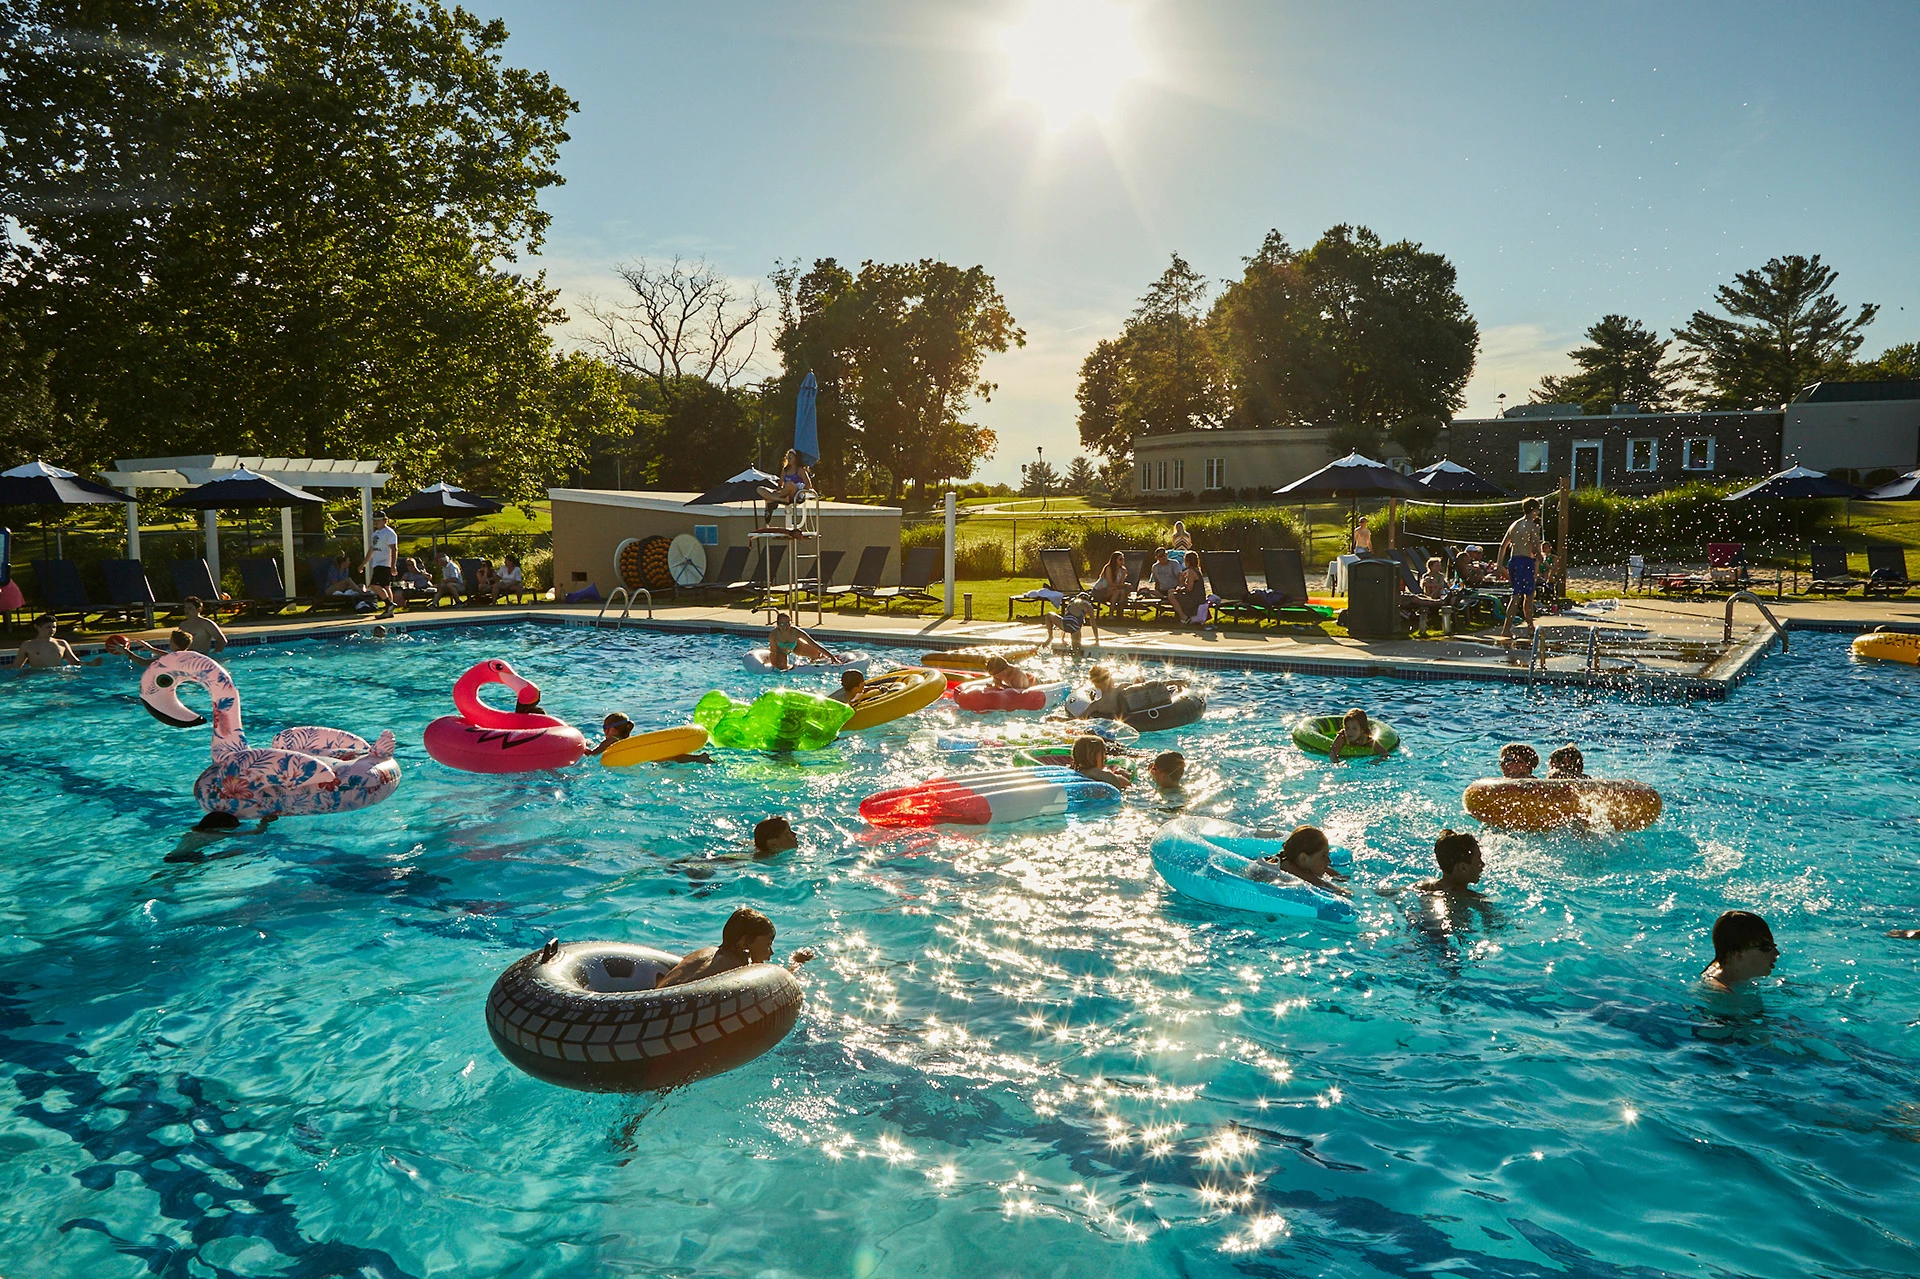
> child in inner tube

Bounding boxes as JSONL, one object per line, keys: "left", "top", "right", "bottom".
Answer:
{"left": 767, "top": 613, "right": 837, "bottom": 670}
{"left": 1245, "top": 825, "right": 1351, "bottom": 897}
{"left": 1069, "top": 734, "right": 1131, "bottom": 789}
{"left": 1324, "top": 707, "right": 1391, "bottom": 765}
{"left": 1545, "top": 744, "right": 1586, "bottom": 778}
{"left": 585, "top": 712, "right": 633, "bottom": 757}
{"left": 655, "top": 907, "right": 814, "bottom": 989}
{"left": 1499, "top": 743, "right": 1539, "bottom": 778}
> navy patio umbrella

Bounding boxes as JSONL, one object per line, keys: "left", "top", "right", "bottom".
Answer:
{"left": 1724, "top": 465, "right": 1869, "bottom": 595}
{"left": 1276, "top": 451, "right": 1427, "bottom": 554}
{"left": 1863, "top": 469, "right": 1920, "bottom": 502}
{"left": 1414, "top": 458, "right": 1510, "bottom": 545}
{"left": 793, "top": 371, "right": 820, "bottom": 467}
{"left": 0, "top": 460, "right": 138, "bottom": 558}
{"left": 686, "top": 467, "right": 780, "bottom": 507}
{"left": 385, "top": 482, "right": 505, "bottom": 553}
{"left": 164, "top": 467, "right": 323, "bottom": 575}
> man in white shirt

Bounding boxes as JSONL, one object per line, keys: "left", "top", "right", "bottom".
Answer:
{"left": 366, "top": 511, "right": 400, "bottom": 619}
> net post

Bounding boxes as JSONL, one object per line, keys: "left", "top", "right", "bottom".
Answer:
{"left": 1556, "top": 478, "right": 1570, "bottom": 595}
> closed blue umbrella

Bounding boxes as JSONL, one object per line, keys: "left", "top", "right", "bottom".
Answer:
{"left": 793, "top": 371, "right": 819, "bottom": 467}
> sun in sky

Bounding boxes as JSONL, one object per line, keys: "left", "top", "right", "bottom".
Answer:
{"left": 997, "top": 0, "right": 1149, "bottom": 129}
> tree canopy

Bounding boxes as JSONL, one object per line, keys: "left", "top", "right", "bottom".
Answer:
{"left": 1846, "top": 341, "right": 1920, "bottom": 382}
{"left": 1534, "top": 315, "right": 1682, "bottom": 413}
{"left": 1674, "top": 255, "right": 1877, "bottom": 409}
{"left": 1075, "top": 255, "right": 1232, "bottom": 464}
{"left": 0, "top": 0, "right": 626, "bottom": 502}
{"left": 773, "top": 258, "right": 1022, "bottom": 500}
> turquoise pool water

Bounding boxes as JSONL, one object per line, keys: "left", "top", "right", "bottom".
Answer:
{"left": 1, "top": 625, "right": 1916, "bottom": 1277}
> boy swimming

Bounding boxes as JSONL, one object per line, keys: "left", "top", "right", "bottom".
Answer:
{"left": 1245, "top": 825, "right": 1351, "bottom": 897}
{"left": 1700, "top": 911, "right": 1779, "bottom": 990}
{"left": 1414, "top": 830, "right": 1485, "bottom": 896}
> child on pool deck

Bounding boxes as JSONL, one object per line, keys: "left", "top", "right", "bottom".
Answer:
{"left": 1546, "top": 744, "right": 1586, "bottom": 778}
{"left": 585, "top": 712, "right": 634, "bottom": 757}
{"left": 1414, "top": 830, "right": 1486, "bottom": 896}
{"left": 984, "top": 654, "right": 1037, "bottom": 690}
{"left": 1070, "top": 735, "right": 1131, "bottom": 789}
{"left": 1499, "top": 743, "right": 1540, "bottom": 778}
{"left": 1043, "top": 593, "right": 1099, "bottom": 655}
{"left": 828, "top": 669, "right": 865, "bottom": 703}
{"left": 1323, "top": 707, "right": 1391, "bottom": 764}
{"left": 1245, "top": 825, "right": 1351, "bottom": 896}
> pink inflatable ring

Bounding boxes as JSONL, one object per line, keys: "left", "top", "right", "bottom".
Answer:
{"left": 424, "top": 658, "right": 587, "bottom": 773}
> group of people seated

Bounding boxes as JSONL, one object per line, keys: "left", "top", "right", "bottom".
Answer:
{"left": 324, "top": 549, "right": 528, "bottom": 608}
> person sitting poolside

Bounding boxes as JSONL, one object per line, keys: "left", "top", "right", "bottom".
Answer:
{"left": 395, "top": 556, "right": 433, "bottom": 593}
{"left": 1404, "top": 556, "right": 1452, "bottom": 632}
{"left": 767, "top": 613, "right": 836, "bottom": 669}
{"left": 753, "top": 817, "right": 799, "bottom": 857}
{"left": 1143, "top": 548, "right": 1180, "bottom": 599}
{"left": 1700, "top": 910, "right": 1779, "bottom": 990}
{"left": 1499, "top": 743, "right": 1540, "bottom": 778}
{"left": 1043, "top": 593, "right": 1099, "bottom": 654}
{"left": 1245, "top": 825, "right": 1351, "bottom": 897}
{"left": 1090, "top": 552, "right": 1131, "bottom": 608}
{"left": 1070, "top": 734, "right": 1131, "bottom": 789}
{"left": 497, "top": 554, "right": 527, "bottom": 601}
{"left": 13, "top": 615, "right": 105, "bottom": 673}
{"left": 655, "top": 907, "right": 814, "bottom": 989}
{"left": 585, "top": 712, "right": 633, "bottom": 757}
{"left": 828, "top": 669, "right": 865, "bottom": 704}
{"left": 471, "top": 559, "right": 498, "bottom": 606}
{"left": 1546, "top": 744, "right": 1586, "bottom": 778}
{"left": 1323, "top": 707, "right": 1391, "bottom": 765}
{"left": 435, "top": 551, "right": 465, "bottom": 606}
{"left": 760, "top": 449, "right": 812, "bottom": 523}
{"left": 984, "top": 654, "right": 1036, "bottom": 690}
{"left": 1414, "top": 829, "right": 1486, "bottom": 896}
{"left": 1147, "top": 750, "right": 1185, "bottom": 791}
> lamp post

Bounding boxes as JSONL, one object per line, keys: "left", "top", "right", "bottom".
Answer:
{"left": 1037, "top": 445, "right": 1046, "bottom": 512}
{"left": 1496, "top": 393, "right": 1507, "bottom": 417}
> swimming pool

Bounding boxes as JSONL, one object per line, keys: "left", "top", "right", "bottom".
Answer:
{"left": 2, "top": 624, "right": 1916, "bottom": 1277}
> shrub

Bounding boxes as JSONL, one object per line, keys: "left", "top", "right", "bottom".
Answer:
{"left": 900, "top": 524, "right": 1009, "bottom": 578}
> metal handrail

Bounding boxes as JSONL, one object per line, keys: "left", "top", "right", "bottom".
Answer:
{"left": 594, "top": 586, "right": 652, "bottom": 627}
{"left": 1723, "top": 590, "right": 1787, "bottom": 651}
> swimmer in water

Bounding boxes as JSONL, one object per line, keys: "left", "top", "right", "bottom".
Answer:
{"left": 125, "top": 629, "right": 193, "bottom": 667}
{"left": 1700, "top": 910, "right": 1779, "bottom": 990}
{"left": 1414, "top": 829, "right": 1485, "bottom": 897}
{"left": 1499, "top": 743, "right": 1539, "bottom": 778}
{"left": 585, "top": 712, "right": 633, "bottom": 757}
{"left": 1146, "top": 750, "right": 1185, "bottom": 792}
{"left": 13, "top": 614, "right": 105, "bottom": 673}
{"left": 828, "top": 669, "right": 864, "bottom": 704}
{"left": 753, "top": 816, "right": 798, "bottom": 857}
{"left": 1245, "top": 825, "right": 1351, "bottom": 897}
{"left": 654, "top": 907, "right": 814, "bottom": 989}
{"left": 1070, "top": 734, "right": 1131, "bottom": 789}
{"left": 166, "top": 811, "right": 276, "bottom": 862}
{"left": 1546, "top": 744, "right": 1586, "bottom": 778}
{"left": 1324, "top": 707, "right": 1391, "bottom": 764}
{"left": 767, "top": 613, "right": 836, "bottom": 670}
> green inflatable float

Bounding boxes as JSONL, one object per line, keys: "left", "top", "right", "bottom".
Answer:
{"left": 1291, "top": 714, "right": 1401, "bottom": 758}
{"left": 694, "top": 689, "right": 854, "bottom": 751}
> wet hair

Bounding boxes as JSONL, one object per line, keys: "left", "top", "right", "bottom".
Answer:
{"left": 1711, "top": 911, "right": 1775, "bottom": 965}
{"left": 840, "top": 668, "right": 864, "bottom": 691}
{"left": 1434, "top": 829, "right": 1481, "bottom": 873}
{"left": 1151, "top": 751, "right": 1185, "bottom": 783}
{"left": 184, "top": 595, "right": 203, "bottom": 609}
{"left": 775, "top": 613, "right": 791, "bottom": 625}
{"left": 32, "top": 613, "right": 56, "bottom": 629}
{"left": 193, "top": 811, "right": 240, "bottom": 832}
{"left": 1500, "top": 743, "right": 1539, "bottom": 776}
{"left": 722, "top": 906, "right": 777, "bottom": 949}
{"left": 1088, "top": 664, "right": 1114, "bottom": 689}
{"left": 601, "top": 711, "right": 633, "bottom": 737}
{"left": 1546, "top": 744, "right": 1585, "bottom": 777}
{"left": 985, "top": 655, "right": 1009, "bottom": 674}
{"left": 1344, "top": 707, "right": 1369, "bottom": 729}
{"left": 1070, "top": 735, "right": 1107, "bottom": 771}
{"left": 1281, "top": 825, "right": 1330, "bottom": 862}
{"left": 169, "top": 630, "right": 193, "bottom": 650}
{"left": 752, "top": 818, "right": 795, "bottom": 855}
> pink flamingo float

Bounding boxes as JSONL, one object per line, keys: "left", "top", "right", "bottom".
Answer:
{"left": 139, "top": 651, "right": 401, "bottom": 819}
{"left": 423, "top": 658, "right": 587, "bottom": 773}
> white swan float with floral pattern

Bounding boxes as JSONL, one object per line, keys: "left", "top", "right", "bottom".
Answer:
{"left": 140, "top": 651, "right": 401, "bottom": 819}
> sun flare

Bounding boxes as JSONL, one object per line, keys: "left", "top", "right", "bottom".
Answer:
{"left": 998, "top": 0, "right": 1147, "bottom": 129}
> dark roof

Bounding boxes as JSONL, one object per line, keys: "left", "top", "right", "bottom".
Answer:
{"left": 1794, "top": 379, "right": 1920, "bottom": 404}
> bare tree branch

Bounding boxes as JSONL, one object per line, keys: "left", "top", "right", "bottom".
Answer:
{"left": 581, "top": 257, "right": 770, "bottom": 398}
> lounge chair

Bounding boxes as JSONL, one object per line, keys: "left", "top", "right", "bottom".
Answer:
{"left": 1706, "top": 542, "right": 1749, "bottom": 590}
{"left": 237, "top": 558, "right": 302, "bottom": 616}
{"left": 1119, "top": 549, "right": 1176, "bottom": 620}
{"left": 799, "top": 548, "right": 844, "bottom": 594}
{"left": 1255, "top": 547, "right": 1338, "bottom": 625}
{"left": 738, "top": 543, "right": 789, "bottom": 607}
{"left": 1864, "top": 544, "right": 1914, "bottom": 596}
{"left": 300, "top": 556, "right": 376, "bottom": 613}
{"left": 824, "top": 545, "right": 888, "bottom": 604}
{"left": 1805, "top": 545, "right": 1862, "bottom": 597}
{"left": 860, "top": 545, "right": 942, "bottom": 612}
{"left": 169, "top": 559, "right": 247, "bottom": 617}
{"left": 694, "top": 545, "right": 749, "bottom": 598}
{"left": 29, "top": 559, "right": 106, "bottom": 626}
{"left": 1010, "top": 547, "right": 1085, "bottom": 621}
{"left": 1197, "top": 551, "right": 1280, "bottom": 627}
{"left": 101, "top": 559, "right": 160, "bottom": 628}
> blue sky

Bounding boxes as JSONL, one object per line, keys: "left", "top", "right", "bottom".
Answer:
{"left": 480, "top": 0, "right": 1920, "bottom": 483}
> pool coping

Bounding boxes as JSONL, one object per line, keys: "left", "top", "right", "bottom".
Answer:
{"left": 10, "top": 602, "right": 1880, "bottom": 700}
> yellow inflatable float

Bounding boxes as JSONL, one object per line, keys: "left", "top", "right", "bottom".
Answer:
{"left": 922, "top": 645, "right": 1038, "bottom": 675}
{"left": 1463, "top": 777, "right": 1663, "bottom": 833}
{"left": 600, "top": 724, "right": 709, "bottom": 767}
{"left": 842, "top": 666, "right": 946, "bottom": 732}
{"left": 1851, "top": 629, "right": 1920, "bottom": 665}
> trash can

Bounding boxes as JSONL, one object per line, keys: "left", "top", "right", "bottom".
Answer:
{"left": 1340, "top": 558, "right": 1406, "bottom": 640}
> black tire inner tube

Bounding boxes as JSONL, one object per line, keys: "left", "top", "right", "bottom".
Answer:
{"left": 1123, "top": 694, "right": 1206, "bottom": 732}
{"left": 486, "top": 942, "right": 803, "bottom": 1093}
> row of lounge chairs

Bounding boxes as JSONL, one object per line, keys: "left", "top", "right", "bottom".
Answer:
{"left": 13, "top": 554, "right": 539, "bottom": 630}
{"left": 1805, "top": 544, "right": 1914, "bottom": 597}
{"left": 1012, "top": 547, "right": 1330, "bottom": 629}
{"left": 675, "top": 544, "right": 946, "bottom": 612}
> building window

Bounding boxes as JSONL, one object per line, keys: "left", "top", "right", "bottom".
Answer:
{"left": 1519, "top": 441, "right": 1549, "bottom": 473}
{"left": 1627, "top": 438, "right": 1657, "bottom": 472}
{"left": 1682, "top": 437, "right": 1715, "bottom": 470}
{"left": 1171, "top": 459, "right": 1185, "bottom": 490}
{"left": 1136, "top": 461, "right": 1149, "bottom": 491}
{"left": 1205, "top": 457, "right": 1225, "bottom": 490}
{"left": 1155, "top": 460, "right": 1168, "bottom": 490}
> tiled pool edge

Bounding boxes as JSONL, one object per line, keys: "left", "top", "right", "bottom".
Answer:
{"left": 7, "top": 606, "right": 1859, "bottom": 700}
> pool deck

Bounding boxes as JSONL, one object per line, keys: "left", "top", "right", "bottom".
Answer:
{"left": 38, "top": 589, "right": 1920, "bottom": 698}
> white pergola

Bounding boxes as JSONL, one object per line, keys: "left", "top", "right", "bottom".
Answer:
{"left": 96, "top": 455, "right": 390, "bottom": 587}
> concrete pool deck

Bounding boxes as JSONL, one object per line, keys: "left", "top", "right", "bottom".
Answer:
{"left": 35, "top": 589, "right": 1920, "bottom": 697}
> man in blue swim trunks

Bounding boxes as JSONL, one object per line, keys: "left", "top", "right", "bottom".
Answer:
{"left": 1498, "top": 497, "right": 1546, "bottom": 646}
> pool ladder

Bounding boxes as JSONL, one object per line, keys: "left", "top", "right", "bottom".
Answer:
{"left": 594, "top": 586, "right": 653, "bottom": 628}
{"left": 1723, "top": 591, "right": 1788, "bottom": 652}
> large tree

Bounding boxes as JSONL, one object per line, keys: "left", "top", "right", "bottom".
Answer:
{"left": 1074, "top": 255, "right": 1233, "bottom": 464}
{"left": 1846, "top": 341, "right": 1920, "bottom": 382}
{"left": 1211, "top": 225, "right": 1479, "bottom": 440}
{"left": 1534, "top": 314, "right": 1681, "bottom": 413}
{"left": 0, "top": 0, "right": 618, "bottom": 500}
{"left": 774, "top": 258, "right": 1022, "bottom": 500}
{"left": 1674, "top": 255, "right": 1877, "bottom": 409}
